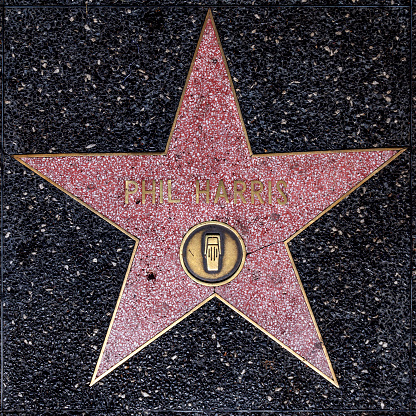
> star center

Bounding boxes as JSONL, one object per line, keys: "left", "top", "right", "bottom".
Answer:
{"left": 180, "top": 221, "right": 246, "bottom": 286}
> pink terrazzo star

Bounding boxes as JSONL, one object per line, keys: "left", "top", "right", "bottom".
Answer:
{"left": 15, "top": 11, "right": 404, "bottom": 387}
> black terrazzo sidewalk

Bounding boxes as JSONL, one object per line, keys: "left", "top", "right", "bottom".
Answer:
{"left": 1, "top": 3, "right": 414, "bottom": 415}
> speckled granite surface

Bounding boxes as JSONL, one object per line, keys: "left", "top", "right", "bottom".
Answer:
{"left": 2, "top": 5, "right": 413, "bottom": 415}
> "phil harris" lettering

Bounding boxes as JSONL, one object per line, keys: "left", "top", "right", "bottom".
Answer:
{"left": 124, "top": 179, "right": 288, "bottom": 205}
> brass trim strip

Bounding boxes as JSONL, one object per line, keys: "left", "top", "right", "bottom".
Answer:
{"left": 208, "top": 9, "right": 253, "bottom": 157}
{"left": 285, "top": 148, "right": 406, "bottom": 244}
{"left": 283, "top": 243, "right": 338, "bottom": 387}
{"left": 213, "top": 293, "right": 339, "bottom": 387}
{"left": 13, "top": 146, "right": 407, "bottom": 160}
{"left": 252, "top": 147, "right": 407, "bottom": 157}
{"left": 12, "top": 155, "right": 138, "bottom": 242}
{"left": 162, "top": 9, "right": 212, "bottom": 155}
{"left": 90, "top": 238, "right": 139, "bottom": 386}
{"left": 91, "top": 290, "right": 339, "bottom": 387}
{"left": 90, "top": 293, "right": 217, "bottom": 386}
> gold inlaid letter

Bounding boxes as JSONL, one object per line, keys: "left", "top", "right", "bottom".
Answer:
{"left": 142, "top": 180, "right": 156, "bottom": 204}
{"left": 276, "top": 180, "right": 288, "bottom": 205}
{"left": 168, "top": 180, "right": 180, "bottom": 203}
{"left": 233, "top": 180, "right": 247, "bottom": 204}
{"left": 196, "top": 180, "right": 210, "bottom": 204}
{"left": 251, "top": 180, "right": 264, "bottom": 204}
{"left": 268, "top": 180, "right": 272, "bottom": 205}
{"left": 214, "top": 180, "right": 229, "bottom": 203}
{"left": 159, "top": 180, "right": 164, "bottom": 204}
{"left": 125, "top": 180, "right": 138, "bottom": 204}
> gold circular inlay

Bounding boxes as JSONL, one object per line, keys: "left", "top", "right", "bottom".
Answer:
{"left": 180, "top": 221, "right": 246, "bottom": 286}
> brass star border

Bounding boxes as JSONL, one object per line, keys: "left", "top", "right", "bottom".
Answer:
{"left": 13, "top": 10, "right": 405, "bottom": 388}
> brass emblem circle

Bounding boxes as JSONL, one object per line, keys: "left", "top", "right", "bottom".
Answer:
{"left": 180, "top": 221, "right": 246, "bottom": 286}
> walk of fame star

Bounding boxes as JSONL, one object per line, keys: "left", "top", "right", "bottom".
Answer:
{"left": 14, "top": 10, "right": 404, "bottom": 387}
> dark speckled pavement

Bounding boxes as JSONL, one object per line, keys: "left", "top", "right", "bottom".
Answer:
{"left": 1, "top": 4, "right": 414, "bottom": 415}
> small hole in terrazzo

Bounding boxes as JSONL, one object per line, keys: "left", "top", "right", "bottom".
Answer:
{"left": 147, "top": 272, "right": 156, "bottom": 281}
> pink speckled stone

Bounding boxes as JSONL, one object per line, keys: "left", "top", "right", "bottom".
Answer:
{"left": 217, "top": 243, "right": 330, "bottom": 375}
{"left": 19, "top": 18, "right": 400, "bottom": 384}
